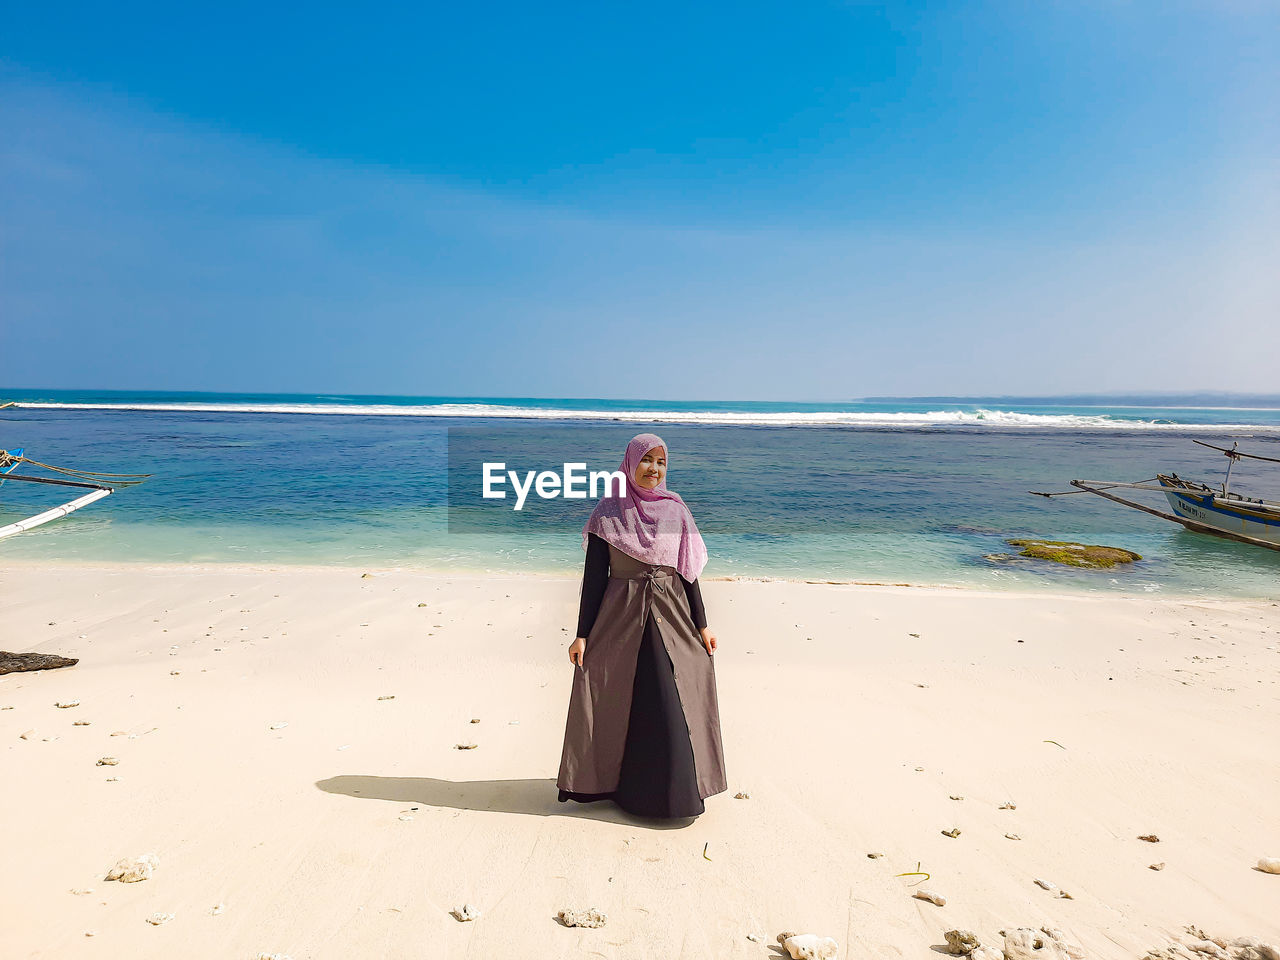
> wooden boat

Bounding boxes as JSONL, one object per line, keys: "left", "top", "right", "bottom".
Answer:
{"left": 0, "top": 449, "right": 149, "bottom": 540}
{"left": 1034, "top": 441, "right": 1280, "bottom": 552}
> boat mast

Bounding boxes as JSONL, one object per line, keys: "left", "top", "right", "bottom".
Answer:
{"left": 1221, "top": 442, "right": 1239, "bottom": 497}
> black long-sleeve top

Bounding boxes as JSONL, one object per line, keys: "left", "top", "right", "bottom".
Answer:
{"left": 576, "top": 532, "right": 708, "bottom": 638}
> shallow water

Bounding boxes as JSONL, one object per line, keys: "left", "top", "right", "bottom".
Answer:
{"left": 3, "top": 391, "right": 1280, "bottom": 599}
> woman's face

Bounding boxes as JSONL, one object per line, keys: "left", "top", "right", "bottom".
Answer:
{"left": 633, "top": 446, "right": 666, "bottom": 490}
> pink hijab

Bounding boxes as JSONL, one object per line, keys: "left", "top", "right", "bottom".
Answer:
{"left": 582, "top": 433, "right": 708, "bottom": 582}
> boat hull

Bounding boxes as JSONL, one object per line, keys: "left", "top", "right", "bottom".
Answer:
{"left": 1160, "top": 476, "right": 1280, "bottom": 547}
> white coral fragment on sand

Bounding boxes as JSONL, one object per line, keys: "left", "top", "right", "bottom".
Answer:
{"left": 55, "top": 700, "right": 80, "bottom": 708}
{"left": 945, "top": 930, "right": 980, "bottom": 954}
{"left": 211, "top": 903, "right": 225, "bottom": 915}
{"left": 96, "top": 757, "right": 119, "bottom": 766}
{"left": 913, "top": 888, "right": 946, "bottom": 906}
{"left": 105, "top": 853, "right": 159, "bottom": 882}
{"left": 558, "top": 906, "right": 607, "bottom": 928}
{"left": 1185, "top": 941, "right": 1229, "bottom": 959}
{"left": 1257, "top": 857, "right": 1280, "bottom": 875}
{"left": 952, "top": 939, "right": 1003, "bottom": 960}
{"left": 779, "top": 933, "right": 840, "bottom": 959}
{"left": 734, "top": 791, "right": 751, "bottom": 799}
{"left": 145, "top": 912, "right": 173, "bottom": 925}
{"left": 452, "top": 903, "right": 481, "bottom": 921}
{"left": 1040, "top": 928, "right": 1086, "bottom": 958}
{"left": 1002, "top": 926, "right": 1084, "bottom": 960}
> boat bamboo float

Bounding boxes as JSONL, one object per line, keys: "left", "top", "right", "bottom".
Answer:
{"left": 0, "top": 449, "right": 150, "bottom": 541}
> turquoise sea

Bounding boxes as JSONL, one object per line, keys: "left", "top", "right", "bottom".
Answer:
{"left": 3, "top": 390, "right": 1280, "bottom": 599}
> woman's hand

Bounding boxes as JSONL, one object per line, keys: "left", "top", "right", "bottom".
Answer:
{"left": 700, "top": 627, "right": 717, "bottom": 656}
{"left": 568, "top": 637, "right": 586, "bottom": 667}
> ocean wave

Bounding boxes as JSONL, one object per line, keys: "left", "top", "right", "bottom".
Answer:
{"left": 14, "top": 400, "right": 1280, "bottom": 431}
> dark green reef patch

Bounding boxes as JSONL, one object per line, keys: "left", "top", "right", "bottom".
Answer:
{"left": 1003, "top": 539, "right": 1143, "bottom": 569}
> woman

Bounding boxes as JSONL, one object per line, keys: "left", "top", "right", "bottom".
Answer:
{"left": 556, "top": 433, "right": 727, "bottom": 819}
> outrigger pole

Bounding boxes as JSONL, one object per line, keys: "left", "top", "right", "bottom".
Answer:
{"left": 0, "top": 451, "right": 151, "bottom": 541}
{"left": 0, "top": 478, "right": 112, "bottom": 539}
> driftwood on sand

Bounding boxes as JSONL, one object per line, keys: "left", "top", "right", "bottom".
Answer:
{"left": 0, "top": 651, "right": 79, "bottom": 675}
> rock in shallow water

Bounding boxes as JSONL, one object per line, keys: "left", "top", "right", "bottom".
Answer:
{"left": 1003, "top": 539, "right": 1142, "bottom": 568}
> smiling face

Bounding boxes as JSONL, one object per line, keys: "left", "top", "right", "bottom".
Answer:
{"left": 632, "top": 445, "right": 667, "bottom": 490}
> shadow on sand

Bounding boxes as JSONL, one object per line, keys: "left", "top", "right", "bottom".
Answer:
{"left": 315, "top": 775, "right": 697, "bottom": 829}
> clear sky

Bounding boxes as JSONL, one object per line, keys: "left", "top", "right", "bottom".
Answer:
{"left": 2, "top": 2, "right": 1276, "bottom": 400}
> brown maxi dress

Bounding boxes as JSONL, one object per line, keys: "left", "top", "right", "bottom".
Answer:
{"left": 557, "top": 533, "right": 727, "bottom": 818}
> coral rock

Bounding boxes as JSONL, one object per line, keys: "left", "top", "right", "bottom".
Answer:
{"left": 779, "top": 933, "right": 840, "bottom": 959}
{"left": 914, "top": 888, "right": 947, "bottom": 906}
{"left": 944, "top": 929, "right": 980, "bottom": 954}
{"left": 105, "top": 853, "right": 159, "bottom": 883}
{"left": 1257, "top": 857, "right": 1280, "bottom": 875}
{"left": 1184, "top": 940, "right": 1229, "bottom": 959}
{"left": 452, "top": 903, "right": 481, "bottom": 922}
{"left": 1003, "top": 927, "right": 1085, "bottom": 960}
{"left": 558, "top": 906, "right": 607, "bottom": 928}
{"left": 145, "top": 912, "right": 174, "bottom": 925}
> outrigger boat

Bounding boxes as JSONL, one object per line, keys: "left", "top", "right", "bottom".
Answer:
{"left": 0, "top": 449, "right": 150, "bottom": 540}
{"left": 1033, "top": 440, "right": 1280, "bottom": 552}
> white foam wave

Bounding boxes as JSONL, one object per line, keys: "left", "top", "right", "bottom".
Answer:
{"left": 14, "top": 400, "right": 1280, "bottom": 431}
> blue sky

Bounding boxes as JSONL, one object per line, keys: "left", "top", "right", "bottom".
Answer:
{"left": 1, "top": 2, "right": 1277, "bottom": 399}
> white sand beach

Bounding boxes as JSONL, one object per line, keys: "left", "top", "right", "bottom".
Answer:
{"left": 2, "top": 563, "right": 1277, "bottom": 959}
